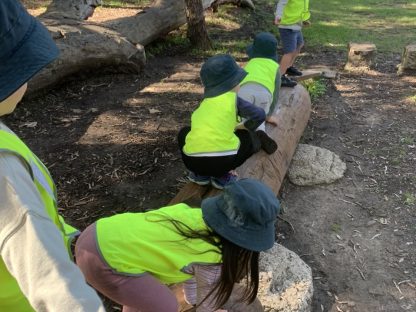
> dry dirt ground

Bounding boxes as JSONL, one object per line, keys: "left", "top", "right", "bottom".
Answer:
{"left": 11, "top": 5, "right": 416, "bottom": 312}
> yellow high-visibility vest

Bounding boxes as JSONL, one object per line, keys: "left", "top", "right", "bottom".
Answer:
{"left": 281, "top": 0, "right": 310, "bottom": 25}
{"left": 0, "top": 130, "right": 78, "bottom": 312}
{"left": 241, "top": 58, "right": 279, "bottom": 95}
{"left": 183, "top": 92, "right": 240, "bottom": 156}
{"left": 96, "top": 203, "right": 222, "bottom": 284}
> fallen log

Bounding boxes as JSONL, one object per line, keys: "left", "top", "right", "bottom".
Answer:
{"left": 170, "top": 84, "right": 312, "bottom": 205}
{"left": 28, "top": 0, "right": 259, "bottom": 94}
{"left": 27, "top": 18, "right": 146, "bottom": 95}
{"left": 26, "top": 0, "right": 233, "bottom": 94}
{"left": 105, "top": 0, "right": 218, "bottom": 45}
{"left": 170, "top": 85, "right": 312, "bottom": 311}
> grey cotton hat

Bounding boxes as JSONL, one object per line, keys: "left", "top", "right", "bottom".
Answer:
{"left": 246, "top": 32, "right": 278, "bottom": 61}
{"left": 200, "top": 54, "right": 247, "bottom": 98}
{"left": 0, "top": 0, "right": 59, "bottom": 101}
{"left": 201, "top": 178, "right": 280, "bottom": 252}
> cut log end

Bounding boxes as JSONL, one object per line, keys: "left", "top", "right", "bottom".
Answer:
{"left": 345, "top": 42, "right": 377, "bottom": 69}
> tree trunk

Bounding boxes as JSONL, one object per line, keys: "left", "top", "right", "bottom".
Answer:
{"left": 185, "top": 0, "right": 212, "bottom": 50}
{"left": 42, "top": 0, "right": 102, "bottom": 20}
{"left": 169, "top": 85, "right": 312, "bottom": 205}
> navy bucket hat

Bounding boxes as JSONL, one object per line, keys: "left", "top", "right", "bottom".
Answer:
{"left": 201, "top": 178, "right": 280, "bottom": 252}
{"left": 0, "top": 0, "right": 59, "bottom": 101}
{"left": 246, "top": 32, "right": 278, "bottom": 61}
{"left": 200, "top": 54, "right": 247, "bottom": 98}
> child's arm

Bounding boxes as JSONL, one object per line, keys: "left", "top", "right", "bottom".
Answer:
{"left": 236, "top": 97, "right": 266, "bottom": 131}
{"left": 266, "top": 115, "right": 279, "bottom": 125}
{"left": 274, "top": 0, "right": 288, "bottom": 24}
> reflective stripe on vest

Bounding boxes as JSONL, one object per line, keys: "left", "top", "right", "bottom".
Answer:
{"left": 183, "top": 92, "right": 240, "bottom": 156}
{"left": 241, "top": 58, "right": 279, "bottom": 95}
{"left": 281, "top": 0, "right": 310, "bottom": 25}
{"left": 96, "top": 204, "right": 222, "bottom": 284}
{"left": 0, "top": 130, "right": 78, "bottom": 312}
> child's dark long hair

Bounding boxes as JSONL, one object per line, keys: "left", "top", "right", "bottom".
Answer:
{"left": 167, "top": 218, "right": 260, "bottom": 309}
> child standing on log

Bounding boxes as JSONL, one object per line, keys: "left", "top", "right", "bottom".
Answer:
{"left": 274, "top": 0, "right": 311, "bottom": 87}
{"left": 0, "top": 1, "right": 104, "bottom": 311}
{"left": 238, "top": 32, "right": 281, "bottom": 155}
{"left": 178, "top": 55, "right": 265, "bottom": 189}
{"left": 75, "top": 179, "right": 280, "bottom": 312}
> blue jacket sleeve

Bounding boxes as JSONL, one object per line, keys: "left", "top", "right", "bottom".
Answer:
{"left": 237, "top": 96, "right": 266, "bottom": 131}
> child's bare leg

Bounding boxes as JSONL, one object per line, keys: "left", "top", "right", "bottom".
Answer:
{"left": 279, "top": 52, "right": 296, "bottom": 75}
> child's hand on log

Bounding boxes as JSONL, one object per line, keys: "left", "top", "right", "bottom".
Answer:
{"left": 266, "top": 115, "right": 278, "bottom": 126}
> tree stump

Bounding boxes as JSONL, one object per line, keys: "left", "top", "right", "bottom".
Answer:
{"left": 397, "top": 44, "right": 416, "bottom": 75}
{"left": 345, "top": 42, "right": 377, "bottom": 69}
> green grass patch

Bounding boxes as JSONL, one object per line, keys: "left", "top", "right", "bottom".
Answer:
{"left": 407, "top": 95, "right": 416, "bottom": 104}
{"left": 146, "top": 32, "right": 190, "bottom": 57}
{"left": 331, "top": 223, "right": 342, "bottom": 233}
{"left": 301, "top": 78, "right": 327, "bottom": 101}
{"left": 400, "top": 136, "right": 415, "bottom": 145}
{"left": 403, "top": 192, "right": 416, "bottom": 205}
{"left": 302, "top": 0, "right": 416, "bottom": 52}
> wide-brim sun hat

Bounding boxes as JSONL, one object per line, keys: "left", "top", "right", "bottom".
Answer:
{"left": 200, "top": 54, "right": 247, "bottom": 98}
{"left": 0, "top": 0, "right": 59, "bottom": 102}
{"left": 201, "top": 178, "right": 280, "bottom": 252}
{"left": 246, "top": 32, "right": 278, "bottom": 61}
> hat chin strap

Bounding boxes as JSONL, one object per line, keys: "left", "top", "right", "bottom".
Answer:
{"left": 0, "top": 84, "right": 27, "bottom": 117}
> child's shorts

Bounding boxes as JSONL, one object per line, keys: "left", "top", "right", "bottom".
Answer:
{"left": 278, "top": 28, "right": 304, "bottom": 54}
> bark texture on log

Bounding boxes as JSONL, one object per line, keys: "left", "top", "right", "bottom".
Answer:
{"left": 42, "top": 0, "right": 102, "bottom": 20}
{"left": 28, "top": 18, "right": 145, "bottom": 94}
{"left": 236, "top": 85, "right": 311, "bottom": 194}
{"left": 170, "top": 85, "right": 312, "bottom": 205}
{"left": 27, "top": 0, "right": 251, "bottom": 94}
{"left": 106, "top": 0, "right": 216, "bottom": 45}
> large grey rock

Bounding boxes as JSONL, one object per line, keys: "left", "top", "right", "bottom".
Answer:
{"left": 258, "top": 244, "right": 313, "bottom": 312}
{"left": 288, "top": 144, "right": 346, "bottom": 186}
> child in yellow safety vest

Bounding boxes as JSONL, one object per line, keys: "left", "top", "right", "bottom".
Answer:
{"left": 75, "top": 178, "right": 280, "bottom": 312}
{"left": 239, "top": 32, "right": 281, "bottom": 155}
{"left": 274, "top": 0, "right": 311, "bottom": 87}
{"left": 178, "top": 54, "right": 266, "bottom": 189}
{"left": 0, "top": 1, "right": 104, "bottom": 311}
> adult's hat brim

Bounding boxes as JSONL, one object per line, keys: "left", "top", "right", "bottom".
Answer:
{"left": 201, "top": 194, "right": 275, "bottom": 252}
{"left": 203, "top": 68, "right": 247, "bottom": 98}
{"left": 0, "top": 17, "right": 59, "bottom": 102}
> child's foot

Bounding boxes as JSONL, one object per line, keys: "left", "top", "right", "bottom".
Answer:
{"left": 188, "top": 171, "right": 211, "bottom": 186}
{"left": 281, "top": 75, "right": 297, "bottom": 88}
{"left": 256, "top": 130, "right": 278, "bottom": 154}
{"left": 211, "top": 172, "right": 238, "bottom": 189}
{"left": 286, "top": 66, "right": 303, "bottom": 76}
